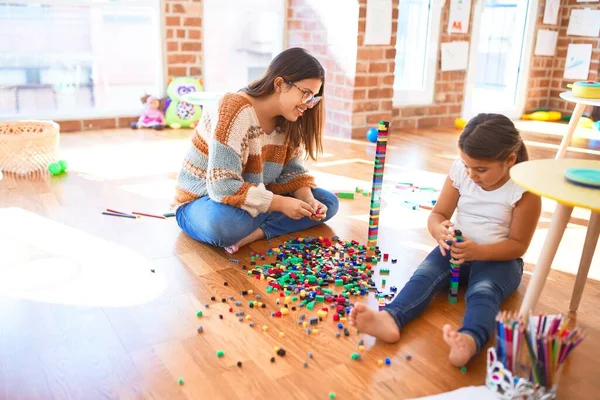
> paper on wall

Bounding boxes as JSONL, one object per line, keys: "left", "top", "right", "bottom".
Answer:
{"left": 447, "top": 0, "right": 472, "bottom": 34}
{"left": 576, "top": 0, "right": 599, "bottom": 3}
{"left": 563, "top": 44, "right": 593, "bottom": 80}
{"left": 440, "top": 41, "right": 469, "bottom": 71}
{"left": 534, "top": 29, "right": 558, "bottom": 56}
{"left": 567, "top": 9, "right": 600, "bottom": 37}
{"left": 543, "top": 0, "right": 560, "bottom": 25}
{"left": 364, "top": 0, "right": 393, "bottom": 45}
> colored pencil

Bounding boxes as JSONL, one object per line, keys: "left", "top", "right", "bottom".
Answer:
{"left": 106, "top": 208, "right": 136, "bottom": 217}
{"left": 132, "top": 211, "right": 167, "bottom": 219}
{"left": 102, "top": 211, "right": 137, "bottom": 219}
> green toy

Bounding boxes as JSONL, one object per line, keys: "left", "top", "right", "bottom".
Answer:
{"left": 48, "top": 160, "right": 68, "bottom": 175}
{"left": 164, "top": 77, "right": 204, "bottom": 129}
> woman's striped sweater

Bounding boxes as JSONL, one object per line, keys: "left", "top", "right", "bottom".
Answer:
{"left": 173, "top": 93, "right": 316, "bottom": 217}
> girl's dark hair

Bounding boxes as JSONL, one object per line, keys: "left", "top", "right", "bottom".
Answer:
{"left": 459, "top": 113, "right": 528, "bottom": 164}
{"left": 241, "top": 47, "right": 325, "bottom": 160}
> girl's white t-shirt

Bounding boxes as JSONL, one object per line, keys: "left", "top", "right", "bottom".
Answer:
{"left": 449, "top": 159, "right": 526, "bottom": 245}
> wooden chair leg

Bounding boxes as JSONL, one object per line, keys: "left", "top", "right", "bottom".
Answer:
{"left": 520, "top": 204, "right": 574, "bottom": 316}
{"left": 570, "top": 212, "right": 600, "bottom": 312}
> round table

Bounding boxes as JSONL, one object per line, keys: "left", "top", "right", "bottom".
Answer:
{"left": 557, "top": 92, "right": 600, "bottom": 160}
{"left": 510, "top": 159, "right": 600, "bottom": 314}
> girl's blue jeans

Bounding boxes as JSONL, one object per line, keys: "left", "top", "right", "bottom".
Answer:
{"left": 383, "top": 246, "right": 523, "bottom": 352}
{"left": 175, "top": 188, "right": 339, "bottom": 247}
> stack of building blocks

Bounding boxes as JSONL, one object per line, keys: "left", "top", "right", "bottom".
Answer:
{"left": 448, "top": 229, "right": 463, "bottom": 303}
{"left": 368, "top": 121, "right": 390, "bottom": 245}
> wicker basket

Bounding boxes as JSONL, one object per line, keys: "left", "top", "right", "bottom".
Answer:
{"left": 0, "top": 120, "right": 60, "bottom": 175}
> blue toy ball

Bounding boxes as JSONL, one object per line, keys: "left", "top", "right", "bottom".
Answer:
{"left": 366, "top": 127, "right": 378, "bottom": 143}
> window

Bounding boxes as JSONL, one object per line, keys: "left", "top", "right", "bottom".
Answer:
{"left": 203, "top": 0, "right": 286, "bottom": 92}
{"left": 474, "top": 0, "right": 521, "bottom": 90}
{"left": 0, "top": 0, "right": 164, "bottom": 120}
{"left": 393, "top": 0, "right": 443, "bottom": 105}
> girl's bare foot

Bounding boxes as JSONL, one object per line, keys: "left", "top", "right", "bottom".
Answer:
{"left": 224, "top": 228, "right": 265, "bottom": 254}
{"left": 349, "top": 302, "right": 400, "bottom": 343}
{"left": 442, "top": 324, "right": 477, "bottom": 367}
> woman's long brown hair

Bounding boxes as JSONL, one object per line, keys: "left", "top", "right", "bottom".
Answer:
{"left": 241, "top": 47, "right": 325, "bottom": 160}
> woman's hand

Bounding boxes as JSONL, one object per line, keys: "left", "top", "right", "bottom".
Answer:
{"left": 305, "top": 197, "right": 327, "bottom": 221}
{"left": 270, "top": 195, "right": 314, "bottom": 220}
{"left": 450, "top": 237, "right": 481, "bottom": 265}
{"left": 435, "top": 220, "right": 454, "bottom": 256}
{"left": 293, "top": 187, "right": 326, "bottom": 220}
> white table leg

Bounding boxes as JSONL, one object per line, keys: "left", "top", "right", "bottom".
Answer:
{"left": 569, "top": 212, "right": 600, "bottom": 312}
{"left": 555, "top": 102, "right": 585, "bottom": 160}
{"left": 519, "top": 203, "right": 574, "bottom": 316}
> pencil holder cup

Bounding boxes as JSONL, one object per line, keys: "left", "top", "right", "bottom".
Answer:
{"left": 486, "top": 347, "right": 561, "bottom": 400}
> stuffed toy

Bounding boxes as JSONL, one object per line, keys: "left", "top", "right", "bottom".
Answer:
{"left": 130, "top": 94, "right": 165, "bottom": 130}
{"left": 164, "top": 77, "right": 203, "bottom": 129}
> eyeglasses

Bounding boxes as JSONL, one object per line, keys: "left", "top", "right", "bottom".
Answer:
{"left": 287, "top": 80, "right": 322, "bottom": 108}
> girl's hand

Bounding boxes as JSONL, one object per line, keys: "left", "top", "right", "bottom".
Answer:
{"left": 306, "top": 198, "right": 327, "bottom": 221}
{"left": 450, "top": 237, "right": 481, "bottom": 265}
{"left": 436, "top": 220, "right": 454, "bottom": 256}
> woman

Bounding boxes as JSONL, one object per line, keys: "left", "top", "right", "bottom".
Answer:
{"left": 173, "top": 47, "right": 339, "bottom": 254}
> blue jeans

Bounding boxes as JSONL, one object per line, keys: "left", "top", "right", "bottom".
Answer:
{"left": 176, "top": 188, "right": 339, "bottom": 247}
{"left": 383, "top": 246, "right": 523, "bottom": 352}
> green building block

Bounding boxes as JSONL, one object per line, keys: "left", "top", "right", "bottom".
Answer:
{"left": 196, "top": 310, "right": 203, "bottom": 317}
{"left": 266, "top": 286, "right": 273, "bottom": 294}
{"left": 448, "top": 297, "right": 458, "bottom": 304}
{"left": 336, "top": 192, "right": 355, "bottom": 199}
{"left": 450, "top": 282, "right": 459, "bottom": 289}
{"left": 216, "top": 350, "right": 224, "bottom": 357}
{"left": 380, "top": 268, "right": 390, "bottom": 274}
{"left": 178, "top": 378, "right": 184, "bottom": 385}
{"left": 351, "top": 352, "right": 360, "bottom": 360}
{"left": 315, "top": 295, "right": 324, "bottom": 302}
{"left": 335, "top": 279, "right": 344, "bottom": 286}
{"left": 307, "top": 301, "right": 316, "bottom": 311}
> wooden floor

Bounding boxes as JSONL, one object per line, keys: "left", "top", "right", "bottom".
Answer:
{"left": 1, "top": 124, "right": 599, "bottom": 399}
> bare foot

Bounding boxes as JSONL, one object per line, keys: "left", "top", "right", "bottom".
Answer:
{"left": 224, "top": 228, "right": 265, "bottom": 254}
{"left": 349, "top": 302, "right": 400, "bottom": 343}
{"left": 225, "top": 244, "right": 239, "bottom": 254}
{"left": 442, "top": 324, "right": 477, "bottom": 367}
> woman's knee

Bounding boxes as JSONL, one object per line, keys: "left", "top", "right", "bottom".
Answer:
{"left": 176, "top": 199, "right": 253, "bottom": 247}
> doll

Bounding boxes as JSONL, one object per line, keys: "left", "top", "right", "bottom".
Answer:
{"left": 130, "top": 94, "right": 165, "bottom": 130}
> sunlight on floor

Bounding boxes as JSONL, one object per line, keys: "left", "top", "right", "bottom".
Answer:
{"left": 0, "top": 207, "right": 167, "bottom": 307}
{"left": 59, "top": 139, "right": 189, "bottom": 181}
{"left": 120, "top": 178, "right": 178, "bottom": 200}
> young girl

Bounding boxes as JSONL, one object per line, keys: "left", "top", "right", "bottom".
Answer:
{"left": 173, "top": 48, "right": 339, "bottom": 254}
{"left": 350, "top": 113, "right": 542, "bottom": 367}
